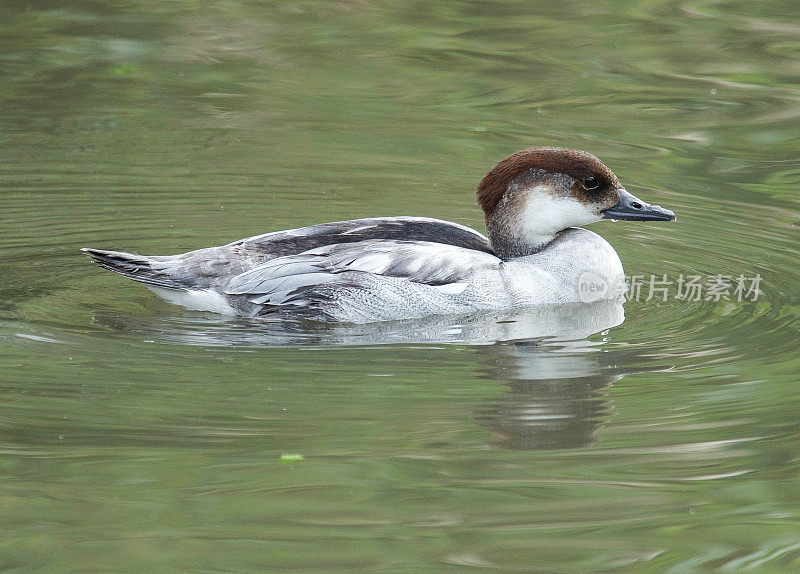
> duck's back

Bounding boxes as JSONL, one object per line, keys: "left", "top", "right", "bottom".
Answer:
{"left": 83, "top": 217, "right": 500, "bottom": 321}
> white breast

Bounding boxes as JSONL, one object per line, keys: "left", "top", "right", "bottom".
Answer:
{"left": 498, "top": 227, "right": 625, "bottom": 306}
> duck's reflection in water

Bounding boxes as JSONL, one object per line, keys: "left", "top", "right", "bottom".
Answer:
{"left": 476, "top": 339, "right": 623, "bottom": 450}
{"left": 94, "top": 298, "right": 625, "bottom": 347}
{"left": 95, "top": 298, "right": 637, "bottom": 450}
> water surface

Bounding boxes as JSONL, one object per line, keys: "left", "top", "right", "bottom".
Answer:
{"left": 2, "top": 1, "right": 800, "bottom": 571}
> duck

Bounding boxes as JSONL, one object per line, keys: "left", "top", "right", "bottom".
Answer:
{"left": 83, "top": 147, "right": 675, "bottom": 323}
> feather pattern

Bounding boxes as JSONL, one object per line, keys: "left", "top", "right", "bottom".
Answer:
{"left": 225, "top": 239, "right": 501, "bottom": 307}
{"left": 83, "top": 217, "right": 508, "bottom": 321}
{"left": 233, "top": 216, "right": 493, "bottom": 260}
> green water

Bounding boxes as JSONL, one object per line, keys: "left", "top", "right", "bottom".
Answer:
{"left": 2, "top": 1, "right": 800, "bottom": 571}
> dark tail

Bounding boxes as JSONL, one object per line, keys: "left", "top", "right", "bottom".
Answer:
{"left": 81, "top": 248, "right": 186, "bottom": 290}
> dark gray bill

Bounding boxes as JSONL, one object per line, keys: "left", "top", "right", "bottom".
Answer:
{"left": 602, "top": 188, "right": 676, "bottom": 221}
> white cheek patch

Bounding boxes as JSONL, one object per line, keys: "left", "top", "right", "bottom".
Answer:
{"left": 517, "top": 186, "right": 601, "bottom": 244}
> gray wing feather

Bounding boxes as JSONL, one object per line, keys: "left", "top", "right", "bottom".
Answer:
{"left": 225, "top": 239, "right": 500, "bottom": 306}
{"left": 233, "top": 217, "right": 493, "bottom": 260}
{"left": 87, "top": 217, "right": 495, "bottom": 299}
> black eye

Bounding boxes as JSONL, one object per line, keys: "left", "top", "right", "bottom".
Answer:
{"left": 583, "top": 176, "right": 601, "bottom": 190}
